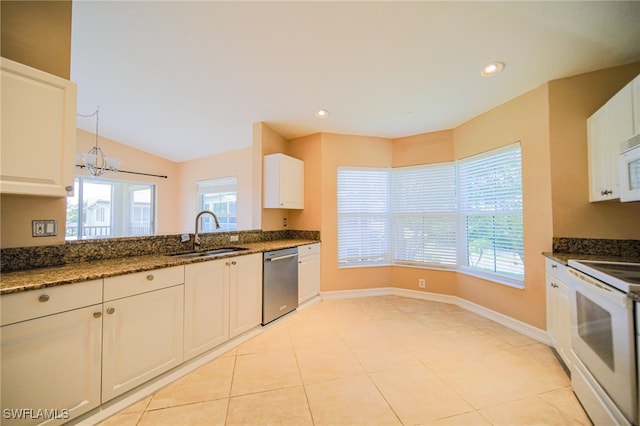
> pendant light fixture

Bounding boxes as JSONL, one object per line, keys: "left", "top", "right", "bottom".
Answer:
{"left": 78, "top": 107, "right": 122, "bottom": 177}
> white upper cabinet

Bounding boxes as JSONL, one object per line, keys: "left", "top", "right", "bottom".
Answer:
{"left": 587, "top": 74, "right": 639, "bottom": 201}
{"left": 1, "top": 58, "right": 77, "bottom": 197}
{"left": 264, "top": 153, "right": 304, "bottom": 209}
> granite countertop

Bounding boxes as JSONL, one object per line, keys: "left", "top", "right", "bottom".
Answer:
{"left": 0, "top": 239, "right": 317, "bottom": 295}
{"left": 542, "top": 251, "right": 640, "bottom": 265}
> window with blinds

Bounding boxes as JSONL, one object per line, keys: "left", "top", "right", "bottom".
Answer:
{"left": 196, "top": 176, "right": 237, "bottom": 231}
{"left": 337, "top": 167, "right": 390, "bottom": 266}
{"left": 458, "top": 143, "right": 523, "bottom": 281}
{"left": 336, "top": 143, "right": 523, "bottom": 285}
{"left": 391, "top": 163, "right": 457, "bottom": 266}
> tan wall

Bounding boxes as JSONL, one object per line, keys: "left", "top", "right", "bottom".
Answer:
{"left": 549, "top": 62, "right": 640, "bottom": 239}
{"left": 257, "top": 122, "right": 291, "bottom": 231}
{"left": 453, "top": 84, "right": 552, "bottom": 329}
{"left": 319, "top": 133, "right": 394, "bottom": 292}
{"left": 392, "top": 130, "right": 454, "bottom": 167}
{"left": 1, "top": 1, "right": 71, "bottom": 79}
{"left": 76, "top": 130, "right": 182, "bottom": 235}
{"left": 177, "top": 148, "right": 254, "bottom": 233}
{"left": 288, "top": 133, "right": 323, "bottom": 231}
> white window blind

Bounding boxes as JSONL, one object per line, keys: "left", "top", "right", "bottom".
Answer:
{"left": 392, "top": 163, "right": 457, "bottom": 266}
{"left": 197, "top": 176, "right": 237, "bottom": 231}
{"left": 458, "top": 143, "right": 523, "bottom": 281}
{"left": 337, "top": 167, "right": 390, "bottom": 266}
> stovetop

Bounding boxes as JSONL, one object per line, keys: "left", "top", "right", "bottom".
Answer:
{"left": 568, "top": 260, "right": 640, "bottom": 293}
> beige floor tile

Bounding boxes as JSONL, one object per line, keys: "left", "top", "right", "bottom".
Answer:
{"left": 97, "top": 412, "right": 143, "bottom": 426}
{"left": 305, "top": 374, "right": 401, "bottom": 425}
{"left": 138, "top": 399, "right": 228, "bottom": 426}
{"left": 538, "top": 387, "right": 593, "bottom": 425}
{"left": 230, "top": 349, "right": 301, "bottom": 396}
{"left": 147, "top": 355, "right": 235, "bottom": 410}
{"left": 371, "top": 364, "right": 473, "bottom": 424}
{"left": 350, "top": 341, "right": 420, "bottom": 373}
{"left": 424, "top": 411, "right": 492, "bottom": 426}
{"left": 295, "top": 340, "right": 366, "bottom": 384}
{"left": 226, "top": 386, "right": 313, "bottom": 426}
{"left": 480, "top": 395, "right": 584, "bottom": 426}
{"left": 428, "top": 354, "right": 531, "bottom": 409}
{"left": 478, "top": 347, "right": 570, "bottom": 394}
{"left": 236, "top": 325, "right": 292, "bottom": 355}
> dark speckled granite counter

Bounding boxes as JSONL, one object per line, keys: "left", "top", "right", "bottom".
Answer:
{"left": 543, "top": 237, "right": 640, "bottom": 265}
{"left": 0, "top": 239, "right": 318, "bottom": 295}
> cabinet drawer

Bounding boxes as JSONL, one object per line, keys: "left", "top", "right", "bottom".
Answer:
{"left": 104, "top": 266, "right": 184, "bottom": 301}
{"left": 298, "top": 243, "right": 320, "bottom": 257}
{"left": 545, "top": 257, "right": 567, "bottom": 281}
{"left": 1, "top": 280, "right": 103, "bottom": 326}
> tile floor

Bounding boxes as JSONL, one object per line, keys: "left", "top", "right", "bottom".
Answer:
{"left": 99, "top": 296, "right": 591, "bottom": 425}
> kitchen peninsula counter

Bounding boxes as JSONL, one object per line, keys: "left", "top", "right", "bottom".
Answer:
{"left": 1, "top": 239, "right": 317, "bottom": 295}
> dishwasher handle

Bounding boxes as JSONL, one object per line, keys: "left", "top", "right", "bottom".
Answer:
{"left": 265, "top": 253, "right": 297, "bottom": 262}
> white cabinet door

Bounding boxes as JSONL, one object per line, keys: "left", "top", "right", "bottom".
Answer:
{"left": 588, "top": 80, "right": 635, "bottom": 201}
{"left": 102, "top": 285, "right": 184, "bottom": 402}
{"left": 264, "top": 153, "right": 304, "bottom": 209}
{"left": 545, "top": 258, "right": 572, "bottom": 370}
{"left": 229, "top": 253, "right": 263, "bottom": 338}
{"left": 0, "top": 58, "right": 76, "bottom": 197}
{"left": 1, "top": 305, "right": 102, "bottom": 426}
{"left": 184, "top": 259, "right": 229, "bottom": 360}
{"left": 298, "top": 243, "right": 321, "bottom": 304}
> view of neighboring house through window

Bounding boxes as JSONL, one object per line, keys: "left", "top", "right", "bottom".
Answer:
{"left": 196, "top": 176, "right": 237, "bottom": 232}
{"left": 66, "top": 177, "right": 155, "bottom": 239}
{"left": 336, "top": 143, "right": 524, "bottom": 286}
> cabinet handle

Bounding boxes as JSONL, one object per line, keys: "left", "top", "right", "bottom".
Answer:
{"left": 106, "top": 307, "right": 115, "bottom": 314}
{"left": 600, "top": 189, "right": 613, "bottom": 196}
{"left": 551, "top": 264, "right": 557, "bottom": 269}
{"left": 38, "top": 294, "right": 50, "bottom": 303}
{"left": 146, "top": 274, "right": 154, "bottom": 281}
{"left": 93, "top": 312, "right": 102, "bottom": 318}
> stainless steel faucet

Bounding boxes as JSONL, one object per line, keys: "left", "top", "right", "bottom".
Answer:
{"left": 194, "top": 210, "right": 220, "bottom": 251}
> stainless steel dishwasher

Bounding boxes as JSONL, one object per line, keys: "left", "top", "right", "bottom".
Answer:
{"left": 262, "top": 247, "right": 299, "bottom": 325}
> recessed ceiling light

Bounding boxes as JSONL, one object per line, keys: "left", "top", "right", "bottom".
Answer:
{"left": 481, "top": 62, "right": 505, "bottom": 77}
{"left": 315, "top": 109, "right": 329, "bottom": 119}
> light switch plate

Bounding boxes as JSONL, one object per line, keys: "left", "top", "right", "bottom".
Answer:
{"left": 32, "top": 220, "right": 57, "bottom": 237}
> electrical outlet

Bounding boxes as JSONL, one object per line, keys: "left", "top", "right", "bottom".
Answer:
{"left": 180, "top": 234, "right": 190, "bottom": 243}
{"left": 418, "top": 278, "right": 426, "bottom": 288}
{"left": 32, "top": 220, "right": 57, "bottom": 237}
{"left": 230, "top": 235, "right": 239, "bottom": 242}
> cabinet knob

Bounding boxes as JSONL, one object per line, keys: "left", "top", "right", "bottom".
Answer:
{"left": 232, "top": 261, "right": 237, "bottom": 266}
{"left": 106, "top": 307, "right": 115, "bottom": 315}
{"left": 226, "top": 262, "right": 231, "bottom": 266}
{"left": 65, "top": 185, "right": 74, "bottom": 192}
{"left": 93, "top": 312, "right": 102, "bottom": 318}
{"left": 146, "top": 274, "right": 154, "bottom": 281}
{"left": 38, "top": 294, "right": 50, "bottom": 303}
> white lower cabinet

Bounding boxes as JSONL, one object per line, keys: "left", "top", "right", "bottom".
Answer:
{"left": 184, "top": 253, "right": 262, "bottom": 361}
{"left": 298, "top": 243, "right": 321, "bottom": 303}
{"left": 545, "top": 257, "right": 573, "bottom": 370}
{"left": 1, "top": 280, "right": 103, "bottom": 426}
{"left": 102, "top": 267, "right": 184, "bottom": 402}
{"left": 228, "top": 253, "right": 263, "bottom": 338}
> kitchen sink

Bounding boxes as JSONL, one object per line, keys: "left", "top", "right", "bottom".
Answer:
{"left": 169, "top": 247, "right": 249, "bottom": 259}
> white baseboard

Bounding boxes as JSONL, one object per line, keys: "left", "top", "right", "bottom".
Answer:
{"left": 320, "top": 287, "right": 550, "bottom": 345}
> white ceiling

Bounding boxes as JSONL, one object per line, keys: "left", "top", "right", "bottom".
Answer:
{"left": 71, "top": 1, "right": 640, "bottom": 163}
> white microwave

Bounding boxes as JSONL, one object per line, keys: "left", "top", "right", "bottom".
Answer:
{"left": 619, "top": 134, "right": 640, "bottom": 202}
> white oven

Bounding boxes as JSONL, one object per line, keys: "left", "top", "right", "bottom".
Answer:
{"left": 568, "top": 260, "right": 640, "bottom": 426}
{"left": 619, "top": 135, "right": 640, "bottom": 202}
